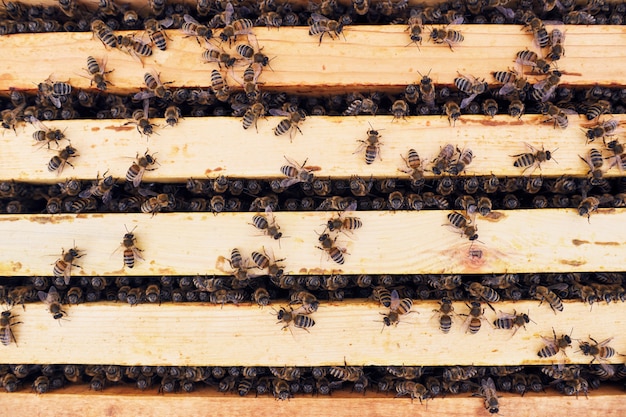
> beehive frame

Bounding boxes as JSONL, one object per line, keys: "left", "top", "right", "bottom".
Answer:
{"left": 1, "top": 0, "right": 626, "bottom": 415}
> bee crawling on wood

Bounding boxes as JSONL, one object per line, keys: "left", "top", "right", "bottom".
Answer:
{"left": 116, "top": 225, "right": 144, "bottom": 269}
{"left": 0, "top": 305, "right": 21, "bottom": 346}
{"left": 354, "top": 123, "right": 383, "bottom": 165}
{"left": 53, "top": 245, "right": 84, "bottom": 285}
{"left": 538, "top": 328, "right": 572, "bottom": 358}
{"left": 308, "top": 13, "right": 350, "bottom": 45}
{"left": 380, "top": 290, "right": 415, "bottom": 329}
{"left": 578, "top": 337, "right": 621, "bottom": 363}
{"left": 273, "top": 305, "right": 315, "bottom": 332}
{"left": 511, "top": 142, "right": 558, "bottom": 175}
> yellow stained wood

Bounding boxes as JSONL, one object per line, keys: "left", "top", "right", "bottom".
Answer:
{"left": 1, "top": 300, "right": 624, "bottom": 366}
{"left": 0, "top": 26, "right": 625, "bottom": 94}
{"left": 0, "top": 385, "right": 622, "bottom": 417}
{"left": 1, "top": 115, "right": 620, "bottom": 183}
{"left": 0, "top": 210, "right": 625, "bottom": 276}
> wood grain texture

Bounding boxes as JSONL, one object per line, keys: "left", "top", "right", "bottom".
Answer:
{"left": 0, "top": 210, "right": 625, "bottom": 276}
{"left": 0, "top": 26, "right": 625, "bottom": 94}
{"left": 1, "top": 115, "right": 621, "bottom": 183}
{"left": 1, "top": 300, "right": 624, "bottom": 366}
{"left": 0, "top": 385, "right": 623, "bottom": 417}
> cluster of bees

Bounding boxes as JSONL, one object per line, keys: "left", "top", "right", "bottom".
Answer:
{"left": 0, "top": 362, "right": 625, "bottom": 402}
{"left": 2, "top": 170, "right": 626, "bottom": 216}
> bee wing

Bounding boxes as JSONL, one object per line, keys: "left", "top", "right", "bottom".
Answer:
{"left": 389, "top": 290, "right": 400, "bottom": 311}
{"left": 460, "top": 94, "right": 477, "bottom": 109}
{"left": 541, "top": 336, "right": 558, "bottom": 349}
{"left": 598, "top": 337, "right": 615, "bottom": 347}
{"left": 133, "top": 91, "right": 156, "bottom": 101}
{"left": 48, "top": 286, "right": 60, "bottom": 303}
{"left": 482, "top": 377, "right": 496, "bottom": 391}
{"left": 137, "top": 187, "right": 158, "bottom": 197}
{"left": 131, "top": 247, "right": 145, "bottom": 261}
{"left": 498, "top": 83, "right": 516, "bottom": 96}
{"left": 280, "top": 178, "right": 300, "bottom": 188}
{"left": 496, "top": 310, "right": 517, "bottom": 320}
{"left": 223, "top": 2, "right": 234, "bottom": 24}
{"left": 132, "top": 167, "right": 145, "bottom": 188}
{"left": 49, "top": 96, "right": 62, "bottom": 109}
{"left": 269, "top": 108, "right": 290, "bottom": 117}
{"left": 310, "top": 13, "right": 330, "bottom": 23}
{"left": 344, "top": 201, "right": 358, "bottom": 213}
{"left": 183, "top": 14, "right": 200, "bottom": 25}
{"left": 64, "top": 262, "right": 72, "bottom": 285}
{"left": 102, "top": 189, "right": 113, "bottom": 205}
{"left": 78, "top": 186, "right": 95, "bottom": 199}
{"left": 38, "top": 290, "right": 49, "bottom": 303}
{"left": 494, "top": 6, "right": 515, "bottom": 20}
{"left": 159, "top": 17, "right": 174, "bottom": 28}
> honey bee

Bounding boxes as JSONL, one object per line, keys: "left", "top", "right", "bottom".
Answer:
{"left": 270, "top": 104, "right": 306, "bottom": 141}
{"left": 38, "top": 77, "right": 72, "bottom": 109}
{"left": 429, "top": 26, "right": 464, "bottom": 50}
{"left": 182, "top": 14, "right": 213, "bottom": 42}
{"left": 354, "top": 123, "right": 383, "bottom": 165}
{"left": 415, "top": 69, "right": 436, "bottom": 108}
{"left": 447, "top": 211, "right": 478, "bottom": 241}
{"left": 432, "top": 297, "right": 455, "bottom": 333}
{"left": 1, "top": 103, "right": 25, "bottom": 134}
{"left": 532, "top": 70, "right": 561, "bottom": 102}
{"left": 391, "top": 99, "right": 409, "bottom": 121}
{"left": 493, "top": 310, "right": 532, "bottom": 336}
{"left": 455, "top": 74, "right": 488, "bottom": 109}
{"left": 515, "top": 49, "right": 550, "bottom": 74}
{"left": 125, "top": 101, "right": 156, "bottom": 138}
{"left": 468, "top": 282, "right": 500, "bottom": 304}
{"left": 79, "top": 171, "right": 115, "bottom": 204}
{"left": 254, "top": 287, "right": 270, "bottom": 307}
{"left": 325, "top": 201, "right": 362, "bottom": 235}
{"left": 538, "top": 328, "right": 572, "bottom": 358}
{"left": 580, "top": 148, "right": 606, "bottom": 185}
{"left": 290, "top": 290, "right": 319, "bottom": 314}
{"left": 219, "top": 4, "right": 255, "bottom": 46}
{"left": 144, "top": 18, "right": 173, "bottom": 51}
{"left": 280, "top": 156, "right": 315, "bottom": 188}
{"left": 257, "top": 11, "right": 283, "bottom": 28}
{"left": 372, "top": 286, "right": 392, "bottom": 307}
{"left": 140, "top": 192, "right": 174, "bottom": 216}
{"left": 508, "top": 99, "right": 525, "bottom": 119}
{"left": 275, "top": 306, "right": 315, "bottom": 332}
{"left": 91, "top": 20, "right": 118, "bottom": 49}
{"left": 53, "top": 246, "right": 83, "bottom": 284}
{"left": 309, "top": 13, "right": 346, "bottom": 45}
{"left": 250, "top": 248, "right": 285, "bottom": 278}
{"left": 583, "top": 118, "right": 619, "bottom": 144}
{"left": 29, "top": 117, "right": 66, "bottom": 149}
{"left": 148, "top": 0, "right": 166, "bottom": 16}
{"left": 512, "top": 142, "right": 557, "bottom": 175}
{"left": 547, "top": 28, "right": 565, "bottom": 61}
{"left": 443, "top": 100, "right": 461, "bottom": 126}
{"left": 578, "top": 196, "right": 600, "bottom": 221}
{"left": 317, "top": 233, "right": 347, "bottom": 265}
{"left": 118, "top": 225, "right": 144, "bottom": 269}
{"left": 525, "top": 17, "right": 550, "bottom": 48}
{"left": 585, "top": 100, "right": 611, "bottom": 121}
{"left": 126, "top": 150, "right": 158, "bottom": 188}
{"left": 251, "top": 206, "right": 283, "bottom": 241}
{"left": 579, "top": 337, "right": 618, "bottom": 363}
{"left": 448, "top": 147, "right": 474, "bottom": 175}
{"left": 134, "top": 71, "right": 173, "bottom": 101}
{"left": 461, "top": 302, "right": 486, "bottom": 334}
{"left": 210, "top": 69, "right": 230, "bottom": 101}
{"left": 395, "top": 381, "right": 427, "bottom": 403}
{"left": 84, "top": 56, "right": 113, "bottom": 91}
{"left": 478, "top": 378, "right": 499, "bottom": 414}
{"left": 493, "top": 68, "right": 528, "bottom": 97}
{"left": 0, "top": 307, "right": 20, "bottom": 346}
{"left": 158, "top": 105, "right": 180, "bottom": 128}
{"left": 532, "top": 285, "right": 564, "bottom": 313}
{"left": 273, "top": 379, "right": 291, "bottom": 400}
{"left": 117, "top": 34, "right": 153, "bottom": 65}
{"left": 398, "top": 148, "right": 425, "bottom": 182}
{"left": 406, "top": 10, "right": 423, "bottom": 47}
{"left": 38, "top": 286, "right": 67, "bottom": 321}
{"left": 202, "top": 46, "right": 237, "bottom": 69}
{"left": 381, "top": 290, "right": 413, "bottom": 328}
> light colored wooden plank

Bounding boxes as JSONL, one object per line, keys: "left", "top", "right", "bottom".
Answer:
{"left": 0, "top": 26, "right": 625, "bottom": 94}
{"left": 1, "top": 115, "right": 620, "bottom": 183}
{"left": 0, "top": 210, "right": 625, "bottom": 276}
{"left": 0, "top": 385, "right": 622, "bottom": 417}
{"left": 1, "top": 300, "right": 624, "bottom": 366}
